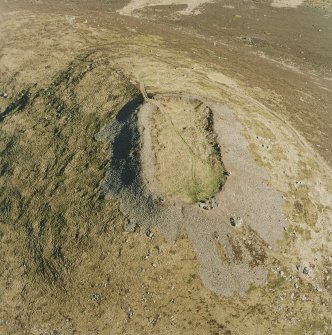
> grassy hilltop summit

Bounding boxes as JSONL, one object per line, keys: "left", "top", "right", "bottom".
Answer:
{"left": 0, "top": 0, "right": 332, "bottom": 334}
{"left": 147, "top": 95, "right": 227, "bottom": 203}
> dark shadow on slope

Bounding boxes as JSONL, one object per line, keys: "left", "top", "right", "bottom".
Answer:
{"left": 0, "top": 90, "right": 30, "bottom": 122}
{"left": 110, "top": 96, "right": 144, "bottom": 188}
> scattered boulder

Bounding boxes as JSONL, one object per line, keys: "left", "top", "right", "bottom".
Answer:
{"left": 199, "top": 202, "right": 209, "bottom": 210}
{"left": 198, "top": 197, "right": 218, "bottom": 210}
{"left": 124, "top": 218, "right": 138, "bottom": 232}
{"left": 296, "top": 264, "right": 310, "bottom": 276}
{"left": 146, "top": 229, "right": 154, "bottom": 239}
{"left": 127, "top": 308, "right": 134, "bottom": 319}
{"left": 303, "top": 266, "right": 310, "bottom": 275}
{"left": 91, "top": 293, "right": 102, "bottom": 304}
{"left": 230, "top": 216, "right": 243, "bottom": 228}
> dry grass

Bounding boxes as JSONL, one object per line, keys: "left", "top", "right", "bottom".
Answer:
{"left": 149, "top": 95, "right": 226, "bottom": 203}
{"left": 0, "top": 5, "right": 331, "bottom": 334}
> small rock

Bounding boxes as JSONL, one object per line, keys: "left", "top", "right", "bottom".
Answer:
{"left": 296, "top": 264, "right": 310, "bottom": 276}
{"left": 199, "top": 197, "right": 218, "bottom": 210}
{"left": 124, "top": 219, "right": 137, "bottom": 232}
{"left": 143, "top": 250, "right": 151, "bottom": 260}
{"left": 230, "top": 216, "right": 243, "bottom": 228}
{"left": 303, "top": 267, "right": 310, "bottom": 275}
{"left": 146, "top": 229, "right": 154, "bottom": 239}
{"left": 198, "top": 202, "right": 208, "bottom": 210}
{"left": 210, "top": 197, "right": 217, "bottom": 207}
{"left": 213, "top": 231, "right": 219, "bottom": 240}
{"left": 91, "top": 293, "right": 101, "bottom": 304}
{"left": 127, "top": 308, "right": 134, "bottom": 319}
